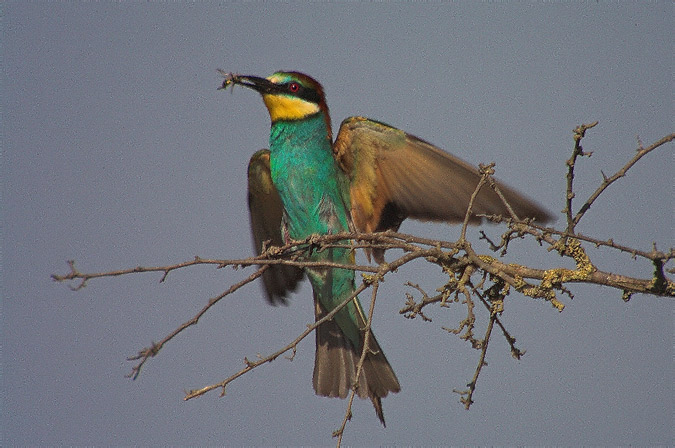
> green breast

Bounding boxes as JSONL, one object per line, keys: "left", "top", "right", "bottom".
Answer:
{"left": 268, "top": 114, "right": 363, "bottom": 348}
{"left": 268, "top": 114, "right": 351, "bottom": 240}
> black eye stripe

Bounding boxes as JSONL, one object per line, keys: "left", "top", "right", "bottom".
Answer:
{"left": 284, "top": 82, "right": 321, "bottom": 105}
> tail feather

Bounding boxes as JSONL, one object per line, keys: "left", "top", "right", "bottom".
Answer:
{"left": 312, "top": 299, "right": 400, "bottom": 426}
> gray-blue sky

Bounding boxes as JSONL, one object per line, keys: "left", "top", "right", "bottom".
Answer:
{"left": 3, "top": 3, "right": 672, "bottom": 445}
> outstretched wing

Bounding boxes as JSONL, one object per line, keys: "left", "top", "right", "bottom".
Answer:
{"left": 333, "top": 117, "right": 553, "bottom": 260}
{"left": 247, "top": 149, "right": 304, "bottom": 304}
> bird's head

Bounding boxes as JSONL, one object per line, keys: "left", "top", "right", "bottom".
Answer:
{"left": 219, "top": 70, "right": 332, "bottom": 136}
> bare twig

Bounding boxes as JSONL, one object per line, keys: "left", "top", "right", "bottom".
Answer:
{"left": 483, "top": 218, "right": 675, "bottom": 263}
{"left": 453, "top": 300, "right": 498, "bottom": 409}
{"left": 459, "top": 163, "right": 494, "bottom": 240}
{"left": 126, "top": 265, "right": 268, "bottom": 379}
{"left": 564, "top": 121, "right": 599, "bottom": 234}
{"left": 184, "top": 279, "right": 371, "bottom": 401}
{"left": 183, "top": 245, "right": 439, "bottom": 402}
{"left": 572, "top": 132, "right": 674, "bottom": 228}
{"left": 335, "top": 272, "right": 382, "bottom": 445}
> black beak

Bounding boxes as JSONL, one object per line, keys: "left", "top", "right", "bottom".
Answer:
{"left": 217, "top": 70, "right": 278, "bottom": 94}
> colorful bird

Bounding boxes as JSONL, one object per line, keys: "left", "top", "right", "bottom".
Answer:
{"left": 218, "top": 70, "right": 552, "bottom": 425}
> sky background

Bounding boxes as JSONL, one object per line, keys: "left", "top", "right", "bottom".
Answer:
{"left": 3, "top": 3, "right": 672, "bottom": 446}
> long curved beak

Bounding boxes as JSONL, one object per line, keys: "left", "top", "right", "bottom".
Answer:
{"left": 217, "top": 70, "right": 278, "bottom": 94}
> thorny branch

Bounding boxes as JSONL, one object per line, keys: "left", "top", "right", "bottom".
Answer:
{"left": 52, "top": 127, "right": 673, "bottom": 444}
{"left": 564, "top": 121, "right": 599, "bottom": 234}
{"left": 571, "top": 131, "right": 674, "bottom": 229}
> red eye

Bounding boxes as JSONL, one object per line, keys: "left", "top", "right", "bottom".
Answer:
{"left": 289, "top": 82, "right": 300, "bottom": 92}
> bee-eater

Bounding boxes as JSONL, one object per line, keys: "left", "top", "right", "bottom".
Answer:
{"left": 218, "top": 70, "right": 552, "bottom": 425}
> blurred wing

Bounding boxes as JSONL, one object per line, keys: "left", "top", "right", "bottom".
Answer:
{"left": 333, "top": 117, "right": 553, "bottom": 259}
{"left": 247, "top": 149, "right": 304, "bottom": 304}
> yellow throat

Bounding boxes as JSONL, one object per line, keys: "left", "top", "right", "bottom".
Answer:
{"left": 262, "top": 94, "right": 320, "bottom": 121}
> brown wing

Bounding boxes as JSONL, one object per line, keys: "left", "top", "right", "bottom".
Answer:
{"left": 247, "top": 149, "right": 303, "bottom": 304}
{"left": 333, "top": 117, "right": 553, "bottom": 260}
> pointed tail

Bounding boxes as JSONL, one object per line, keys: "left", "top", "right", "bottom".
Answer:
{"left": 312, "top": 298, "right": 400, "bottom": 426}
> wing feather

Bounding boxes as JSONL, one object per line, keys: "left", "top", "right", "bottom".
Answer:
{"left": 333, "top": 117, "right": 553, "bottom": 260}
{"left": 248, "top": 149, "right": 304, "bottom": 304}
